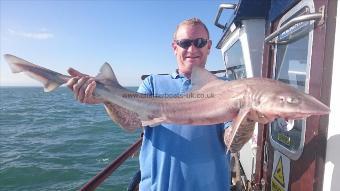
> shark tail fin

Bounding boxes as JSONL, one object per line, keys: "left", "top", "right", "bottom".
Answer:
{"left": 5, "top": 56, "right": 24, "bottom": 74}
{"left": 4, "top": 54, "right": 35, "bottom": 74}
{"left": 4, "top": 54, "right": 69, "bottom": 92}
{"left": 41, "top": 79, "right": 66, "bottom": 92}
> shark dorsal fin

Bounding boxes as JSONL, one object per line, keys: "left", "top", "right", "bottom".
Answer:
{"left": 191, "top": 66, "right": 219, "bottom": 90}
{"left": 95, "top": 62, "right": 118, "bottom": 84}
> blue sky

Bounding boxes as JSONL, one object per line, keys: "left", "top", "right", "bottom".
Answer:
{"left": 1, "top": 0, "right": 236, "bottom": 86}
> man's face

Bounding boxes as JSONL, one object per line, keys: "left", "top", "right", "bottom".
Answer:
{"left": 172, "top": 24, "right": 211, "bottom": 77}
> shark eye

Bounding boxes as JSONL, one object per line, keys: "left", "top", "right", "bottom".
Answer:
{"left": 286, "top": 97, "right": 300, "bottom": 104}
{"left": 279, "top": 96, "right": 285, "bottom": 103}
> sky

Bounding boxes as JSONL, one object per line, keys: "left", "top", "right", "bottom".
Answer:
{"left": 0, "top": 0, "right": 237, "bottom": 86}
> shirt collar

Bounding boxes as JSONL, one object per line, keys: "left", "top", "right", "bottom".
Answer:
{"left": 171, "top": 69, "right": 187, "bottom": 79}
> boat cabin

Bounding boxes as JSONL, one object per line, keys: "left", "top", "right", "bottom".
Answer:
{"left": 214, "top": 0, "right": 338, "bottom": 190}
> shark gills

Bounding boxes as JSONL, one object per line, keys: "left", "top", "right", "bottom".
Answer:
{"left": 4, "top": 54, "right": 330, "bottom": 152}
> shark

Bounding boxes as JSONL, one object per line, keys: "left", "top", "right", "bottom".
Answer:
{"left": 4, "top": 54, "right": 330, "bottom": 153}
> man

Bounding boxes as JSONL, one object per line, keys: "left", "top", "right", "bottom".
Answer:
{"left": 67, "top": 18, "right": 230, "bottom": 191}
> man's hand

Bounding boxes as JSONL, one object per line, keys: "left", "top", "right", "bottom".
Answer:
{"left": 66, "top": 68, "right": 102, "bottom": 104}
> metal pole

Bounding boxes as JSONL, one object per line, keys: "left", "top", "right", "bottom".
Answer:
{"left": 80, "top": 137, "right": 143, "bottom": 191}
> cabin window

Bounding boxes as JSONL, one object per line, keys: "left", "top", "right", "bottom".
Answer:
{"left": 269, "top": 4, "right": 314, "bottom": 160}
{"left": 224, "top": 41, "right": 247, "bottom": 80}
{"left": 271, "top": 33, "right": 309, "bottom": 154}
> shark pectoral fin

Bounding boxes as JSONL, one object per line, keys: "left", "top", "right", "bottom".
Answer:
{"left": 141, "top": 116, "right": 166, "bottom": 127}
{"left": 104, "top": 102, "right": 142, "bottom": 132}
{"left": 224, "top": 108, "right": 251, "bottom": 153}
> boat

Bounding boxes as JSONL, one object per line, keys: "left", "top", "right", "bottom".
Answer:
{"left": 80, "top": 0, "right": 339, "bottom": 190}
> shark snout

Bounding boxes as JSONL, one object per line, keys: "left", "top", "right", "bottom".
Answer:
{"left": 301, "top": 96, "right": 330, "bottom": 116}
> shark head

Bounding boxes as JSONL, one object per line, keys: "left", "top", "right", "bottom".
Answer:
{"left": 255, "top": 81, "right": 330, "bottom": 122}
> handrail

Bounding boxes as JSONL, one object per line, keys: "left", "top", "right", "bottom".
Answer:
{"left": 214, "top": 3, "right": 237, "bottom": 30}
{"left": 80, "top": 137, "right": 143, "bottom": 191}
{"left": 265, "top": 12, "right": 323, "bottom": 44}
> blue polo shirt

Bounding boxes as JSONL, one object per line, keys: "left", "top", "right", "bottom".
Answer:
{"left": 137, "top": 71, "right": 230, "bottom": 191}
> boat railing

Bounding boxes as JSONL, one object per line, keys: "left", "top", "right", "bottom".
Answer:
{"left": 141, "top": 69, "right": 228, "bottom": 80}
{"left": 79, "top": 137, "right": 143, "bottom": 191}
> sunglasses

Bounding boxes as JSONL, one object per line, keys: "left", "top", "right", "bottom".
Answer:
{"left": 175, "top": 38, "right": 208, "bottom": 49}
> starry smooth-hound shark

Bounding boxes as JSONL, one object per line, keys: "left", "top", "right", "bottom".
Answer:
{"left": 4, "top": 54, "right": 330, "bottom": 152}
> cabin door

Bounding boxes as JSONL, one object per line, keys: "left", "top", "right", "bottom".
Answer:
{"left": 256, "top": 0, "right": 332, "bottom": 190}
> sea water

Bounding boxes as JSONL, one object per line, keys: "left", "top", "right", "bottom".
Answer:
{"left": 0, "top": 87, "right": 141, "bottom": 191}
